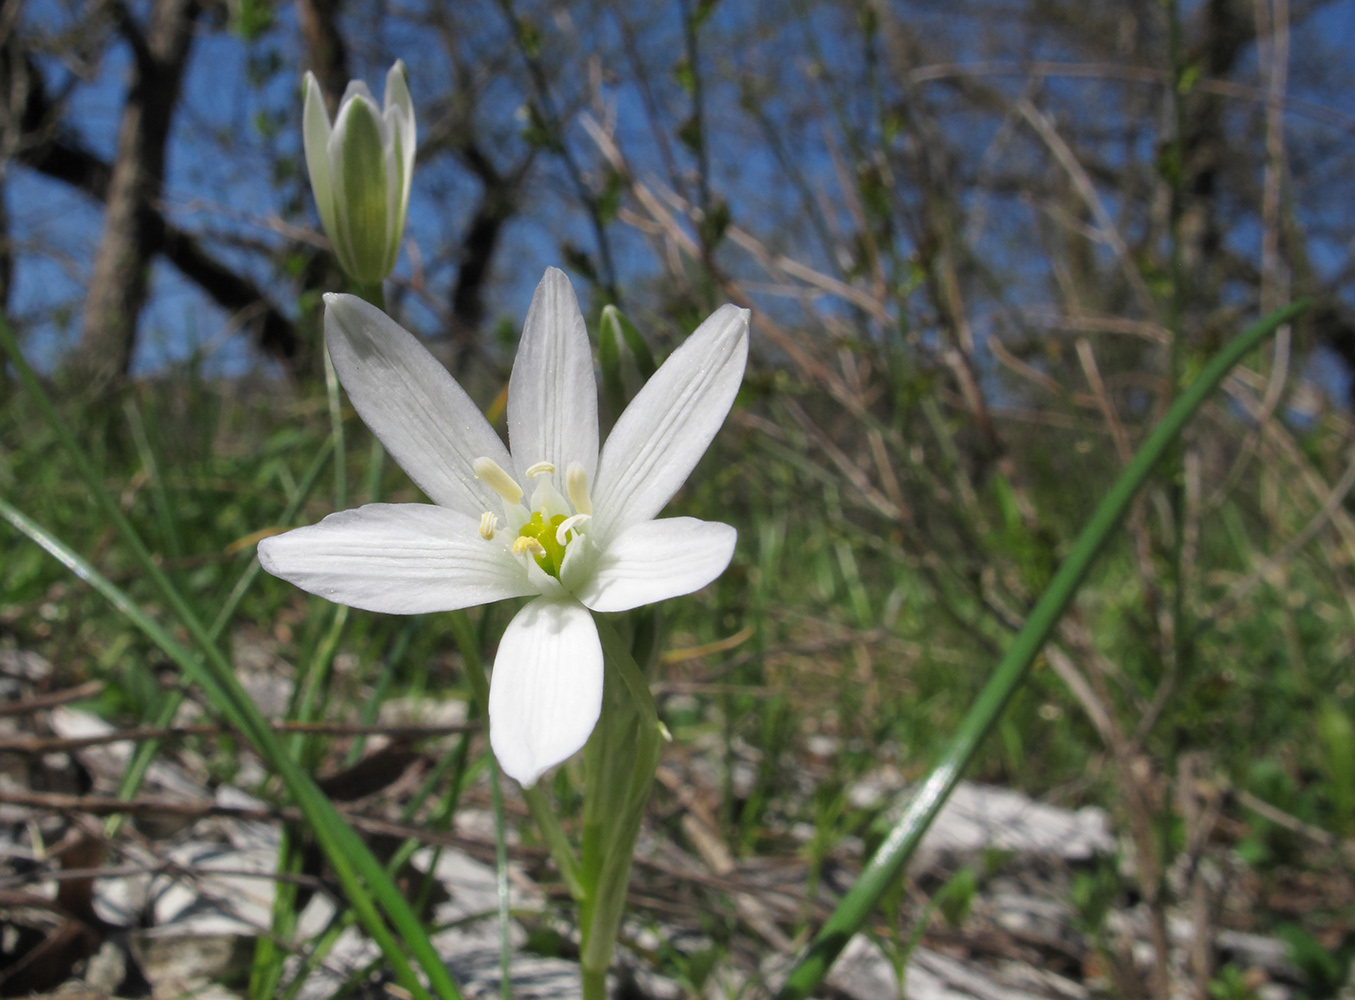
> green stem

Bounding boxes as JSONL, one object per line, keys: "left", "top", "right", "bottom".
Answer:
{"left": 353, "top": 281, "right": 387, "bottom": 311}
{"left": 774, "top": 300, "right": 1309, "bottom": 1000}
{"left": 578, "top": 617, "right": 663, "bottom": 985}
{"left": 456, "top": 608, "right": 587, "bottom": 906}
{"left": 523, "top": 784, "right": 585, "bottom": 898}
{"left": 446, "top": 610, "right": 520, "bottom": 997}
{"left": 1165, "top": 0, "right": 1192, "bottom": 722}
{"left": 489, "top": 755, "right": 513, "bottom": 1000}
{"left": 581, "top": 966, "right": 608, "bottom": 1000}
{"left": 323, "top": 344, "right": 347, "bottom": 509}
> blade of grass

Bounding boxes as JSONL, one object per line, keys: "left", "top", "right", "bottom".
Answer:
{"left": 278, "top": 742, "right": 484, "bottom": 1000}
{"left": 249, "top": 823, "right": 305, "bottom": 1000}
{"left": 260, "top": 423, "right": 382, "bottom": 994}
{"left": 108, "top": 437, "right": 335, "bottom": 837}
{"left": 0, "top": 318, "right": 462, "bottom": 1000}
{"left": 287, "top": 603, "right": 350, "bottom": 763}
{"left": 445, "top": 609, "right": 519, "bottom": 993}
{"left": 774, "top": 300, "right": 1310, "bottom": 1000}
{"left": 123, "top": 396, "right": 185, "bottom": 566}
{"left": 489, "top": 757, "right": 513, "bottom": 1000}
{"left": 255, "top": 597, "right": 349, "bottom": 999}
{"left": 0, "top": 496, "right": 446, "bottom": 1000}
{"left": 345, "top": 620, "right": 414, "bottom": 766}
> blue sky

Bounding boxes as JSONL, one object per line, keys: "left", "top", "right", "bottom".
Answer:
{"left": 7, "top": 0, "right": 1355, "bottom": 399}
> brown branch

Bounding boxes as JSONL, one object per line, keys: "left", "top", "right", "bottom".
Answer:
{"left": 0, "top": 681, "right": 105, "bottom": 717}
{"left": 76, "top": 0, "right": 201, "bottom": 389}
{"left": 0, "top": 719, "right": 478, "bottom": 754}
{"left": 8, "top": 47, "right": 304, "bottom": 372}
{"left": 295, "top": 0, "right": 349, "bottom": 114}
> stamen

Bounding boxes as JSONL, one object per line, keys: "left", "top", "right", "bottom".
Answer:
{"left": 512, "top": 535, "right": 547, "bottom": 558}
{"left": 566, "top": 462, "right": 592, "bottom": 515}
{"left": 555, "top": 513, "right": 591, "bottom": 546}
{"left": 479, "top": 512, "right": 499, "bottom": 540}
{"left": 526, "top": 461, "right": 556, "bottom": 478}
{"left": 473, "top": 457, "right": 523, "bottom": 504}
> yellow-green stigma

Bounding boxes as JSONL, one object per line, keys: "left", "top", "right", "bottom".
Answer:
{"left": 514, "top": 512, "right": 573, "bottom": 578}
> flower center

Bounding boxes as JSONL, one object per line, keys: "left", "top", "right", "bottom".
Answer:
{"left": 514, "top": 512, "right": 573, "bottom": 578}
{"left": 474, "top": 456, "right": 593, "bottom": 582}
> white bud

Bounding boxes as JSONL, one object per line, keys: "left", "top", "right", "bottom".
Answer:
{"left": 302, "top": 61, "right": 416, "bottom": 285}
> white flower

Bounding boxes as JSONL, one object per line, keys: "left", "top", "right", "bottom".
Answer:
{"left": 303, "top": 61, "right": 416, "bottom": 285}
{"left": 258, "top": 269, "right": 749, "bottom": 786}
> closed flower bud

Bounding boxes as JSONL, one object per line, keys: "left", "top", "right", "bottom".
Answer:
{"left": 302, "top": 61, "right": 416, "bottom": 285}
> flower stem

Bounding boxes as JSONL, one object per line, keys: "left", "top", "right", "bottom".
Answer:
{"left": 523, "top": 784, "right": 584, "bottom": 898}
{"left": 354, "top": 280, "right": 387, "bottom": 311}
{"left": 581, "top": 965, "right": 608, "bottom": 1000}
{"left": 323, "top": 343, "right": 347, "bottom": 509}
{"left": 577, "top": 617, "right": 664, "bottom": 987}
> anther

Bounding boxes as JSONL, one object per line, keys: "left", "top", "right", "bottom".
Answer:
{"left": 473, "top": 457, "right": 523, "bottom": 504}
{"left": 555, "top": 513, "right": 591, "bottom": 546}
{"left": 512, "top": 536, "right": 547, "bottom": 558}
{"left": 525, "top": 461, "right": 556, "bottom": 479}
{"left": 566, "top": 462, "right": 592, "bottom": 515}
{"left": 479, "top": 512, "right": 499, "bottom": 540}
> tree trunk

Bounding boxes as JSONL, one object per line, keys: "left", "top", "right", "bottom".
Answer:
{"left": 76, "top": 0, "right": 198, "bottom": 391}
{"left": 296, "top": 0, "right": 349, "bottom": 114}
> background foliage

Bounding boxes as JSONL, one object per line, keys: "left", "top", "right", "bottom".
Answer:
{"left": 3, "top": 0, "right": 1355, "bottom": 997}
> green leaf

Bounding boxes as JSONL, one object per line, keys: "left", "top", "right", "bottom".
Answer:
{"left": 518, "top": 15, "right": 542, "bottom": 58}
{"left": 773, "top": 300, "right": 1311, "bottom": 1000}
{"left": 673, "top": 56, "right": 696, "bottom": 97}
{"left": 1317, "top": 700, "right": 1354, "bottom": 836}
{"left": 1177, "top": 60, "right": 1204, "bottom": 95}
{"left": 935, "top": 866, "right": 977, "bottom": 927}
{"left": 698, "top": 197, "right": 731, "bottom": 248}
{"left": 691, "top": 0, "right": 719, "bottom": 29}
{"left": 232, "top": 0, "right": 274, "bottom": 40}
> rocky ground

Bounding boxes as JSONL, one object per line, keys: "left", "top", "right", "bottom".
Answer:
{"left": 0, "top": 645, "right": 1351, "bottom": 1000}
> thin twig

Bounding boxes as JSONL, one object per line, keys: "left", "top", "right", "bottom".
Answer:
{"left": 0, "top": 680, "right": 105, "bottom": 717}
{"left": 0, "top": 719, "right": 478, "bottom": 754}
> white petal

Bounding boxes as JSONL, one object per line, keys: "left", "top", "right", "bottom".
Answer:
{"left": 324, "top": 99, "right": 357, "bottom": 275}
{"left": 577, "top": 517, "right": 736, "bottom": 613}
{"left": 488, "top": 599, "right": 602, "bottom": 787}
{"left": 302, "top": 74, "right": 341, "bottom": 258}
{"left": 324, "top": 294, "right": 514, "bottom": 516}
{"left": 384, "top": 60, "right": 417, "bottom": 171}
{"left": 382, "top": 137, "right": 403, "bottom": 274}
{"left": 257, "top": 504, "right": 532, "bottom": 614}
{"left": 381, "top": 63, "right": 415, "bottom": 277}
{"left": 507, "top": 268, "right": 599, "bottom": 494}
{"left": 592, "top": 305, "right": 748, "bottom": 540}
{"left": 339, "top": 79, "right": 374, "bottom": 106}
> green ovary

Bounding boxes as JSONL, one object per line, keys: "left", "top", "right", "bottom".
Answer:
{"left": 519, "top": 512, "right": 569, "bottom": 578}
